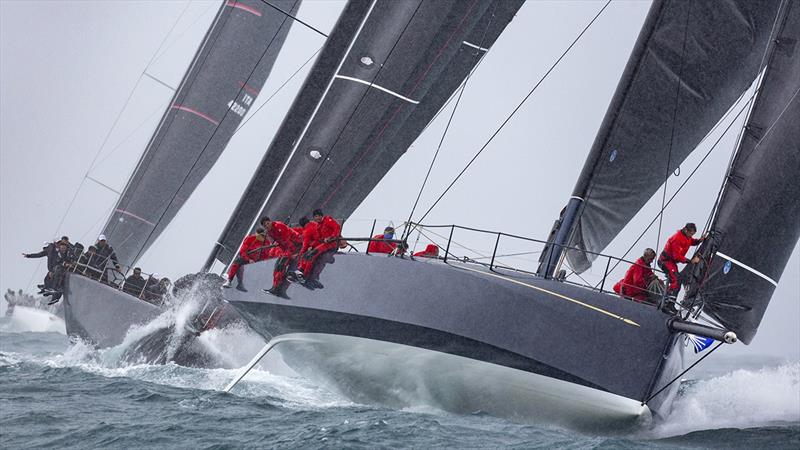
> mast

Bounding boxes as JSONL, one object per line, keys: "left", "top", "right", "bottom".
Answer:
{"left": 103, "top": 0, "right": 300, "bottom": 269}
{"left": 206, "top": 0, "right": 524, "bottom": 270}
{"left": 538, "top": 0, "right": 782, "bottom": 277}
{"left": 686, "top": 0, "right": 800, "bottom": 344}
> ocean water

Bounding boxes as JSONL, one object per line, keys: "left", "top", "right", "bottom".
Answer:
{"left": 1, "top": 312, "right": 798, "bottom": 449}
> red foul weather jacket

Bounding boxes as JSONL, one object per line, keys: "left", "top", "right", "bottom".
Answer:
{"left": 317, "top": 216, "right": 341, "bottom": 243}
{"left": 660, "top": 229, "right": 701, "bottom": 264}
{"left": 413, "top": 244, "right": 439, "bottom": 258}
{"left": 613, "top": 257, "right": 655, "bottom": 302}
{"left": 367, "top": 234, "right": 397, "bottom": 254}
{"left": 268, "top": 221, "right": 300, "bottom": 254}
{"left": 300, "top": 221, "right": 320, "bottom": 255}
{"left": 239, "top": 234, "right": 270, "bottom": 261}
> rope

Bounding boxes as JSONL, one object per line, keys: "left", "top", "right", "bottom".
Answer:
{"left": 234, "top": 48, "right": 321, "bottom": 133}
{"left": 643, "top": 341, "right": 724, "bottom": 405}
{"left": 24, "top": 3, "right": 193, "bottom": 290}
{"left": 401, "top": 2, "right": 498, "bottom": 241}
{"left": 129, "top": 1, "right": 301, "bottom": 265}
{"left": 656, "top": 2, "right": 693, "bottom": 254}
{"left": 406, "top": 0, "right": 612, "bottom": 237}
{"left": 598, "top": 94, "right": 756, "bottom": 284}
{"left": 257, "top": 0, "right": 328, "bottom": 38}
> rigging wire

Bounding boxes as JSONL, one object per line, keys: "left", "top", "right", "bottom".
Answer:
{"left": 702, "top": 0, "right": 788, "bottom": 233}
{"left": 598, "top": 1, "right": 793, "bottom": 285}
{"left": 400, "top": 2, "right": 498, "bottom": 242}
{"left": 234, "top": 48, "right": 321, "bottom": 133}
{"left": 596, "top": 93, "right": 758, "bottom": 284}
{"left": 128, "top": 1, "right": 303, "bottom": 266}
{"left": 655, "top": 2, "right": 693, "bottom": 254}
{"left": 405, "top": 1, "right": 612, "bottom": 237}
{"left": 643, "top": 341, "right": 724, "bottom": 405}
{"left": 24, "top": 1, "right": 194, "bottom": 290}
{"left": 285, "top": 0, "right": 427, "bottom": 220}
{"left": 257, "top": 0, "right": 328, "bottom": 38}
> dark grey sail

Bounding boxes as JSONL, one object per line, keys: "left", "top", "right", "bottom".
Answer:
{"left": 104, "top": 0, "right": 300, "bottom": 269}
{"left": 689, "top": 0, "right": 800, "bottom": 344}
{"left": 208, "top": 0, "right": 523, "bottom": 268}
{"left": 561, "top": 0, "right": 782, "bottom": 273}
{"left": 207, "top": 0, "right": 375, "bottom": 268}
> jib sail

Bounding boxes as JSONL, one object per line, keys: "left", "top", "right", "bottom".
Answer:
{"left": 208, "top": 0, "right": 523, "bottom": 268}
{"left": 561, "top": 0, "right": 781, "bottom": 273}
{"left": 103, "top": 0, "right": 300, "bottom": 268}
{"left": 689, "top": 0, "right": 800, "bottom": 344}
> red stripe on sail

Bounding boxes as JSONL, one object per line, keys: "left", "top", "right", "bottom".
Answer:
{"left": 226, "top": 1, "right": 262, "bottom": 17}
{"left": 171, "top": 105, "right": 220, "bottom": 126}
{"left": 238, "top": 81, "right": 260, "bottom": 96}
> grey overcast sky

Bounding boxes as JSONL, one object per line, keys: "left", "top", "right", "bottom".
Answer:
{"left": 1, "top": 0, "right": 797, "bottom": 359}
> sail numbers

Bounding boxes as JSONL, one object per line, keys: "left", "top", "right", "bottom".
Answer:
{"left": 227, "top": 94, "right": 253, "bottom": 118}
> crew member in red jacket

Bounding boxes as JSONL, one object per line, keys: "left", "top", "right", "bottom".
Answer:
{"left": 413, "top": 244, "right": 440, "bottom": 258}
{"left": 222, "top": 227, "right": 271, "bottom": 291}
{"left": 367, "top": 226, "right": 397, "bottom": 254}
{"left": 658, "top": 222, "right": 705, "bottom": 296}
{"left": 298, "top": 216, "right": 320, "bottom": 256}
{"left": 295, "top": 209, "right": 340, "bottom": 288}
{"left": 261, "top": 217, "right": 300, "bottom": 297}
{"left": 613, "top": 248, "right": 657, "bottom": 302}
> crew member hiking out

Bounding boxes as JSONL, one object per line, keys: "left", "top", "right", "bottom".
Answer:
{"left": 367, "top": 226, "right": 397, "bottom": 254}
{"left": 45, "top": 240, "right": 75, "bottom": 304}
{"left": 613, "top": 248, "right": 658, "bottom": 303}
{"left": 23, "top": 239, "right": 58, "bottom": 293}
{"left": 261, "top": 217, "right": 300, "bottom": 298}
{"left": 658, "top": 223, "right": 705, "bottom": 296}
{"left": 223, "top": 227, "right": 272, "bottom": 291}
{"left": 293, "top": 209, "right": 340, "bottom": 289}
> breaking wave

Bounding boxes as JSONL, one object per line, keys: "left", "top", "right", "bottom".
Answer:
{"left": 652, "top": 362, "right": 800, "bottom": 438}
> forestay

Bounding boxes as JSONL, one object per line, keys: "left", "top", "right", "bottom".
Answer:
{"left": 691, "top": 0, "right": 800, "bottom": 344}
{"left": 104, "top": 0, "right": 300, "bottom": 268}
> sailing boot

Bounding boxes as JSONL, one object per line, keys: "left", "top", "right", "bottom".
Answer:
{"left": 221, "top": 279, "right": 232, "bottom": 288}
{"left": 234, "top": 272, "right": 247, "bottom": 292}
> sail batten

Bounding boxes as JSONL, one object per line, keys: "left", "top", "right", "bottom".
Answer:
{"left": 210, "top": 0, "right": 524, "bottom": 267}
{"left": 103, "top": 0, "right": 301, "bottom": 269}
{"left": 563, "top": 0, "right": 783, "bottom": 273}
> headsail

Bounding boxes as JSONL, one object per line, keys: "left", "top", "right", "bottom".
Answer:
{"left": 104, "top": 0, "right": 300, "bottom": 269}
{"left": 208, "top": 0, "right": 523, "bottom": 267}
{"left": 562, "top": 0, "right": 782, "bottom": 273}
{"left": 689, "top": 0, "right": 800, "bottom": 344}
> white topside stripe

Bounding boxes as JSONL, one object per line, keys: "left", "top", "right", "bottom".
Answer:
{"left": 716, "top": 251, "right": 778, "bottom": 287}
{"left": 334, "top": 75, "right": 420, "bottom": 104}
{"left": 462, "top": 41, "right": 489, "bottom": 52}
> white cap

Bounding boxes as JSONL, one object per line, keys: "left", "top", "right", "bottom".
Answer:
{"left": 151, "top": 273, "right": 160, "bottom": 279}
{"left": 98, "top": 234, "right": 107, "bottom": 241}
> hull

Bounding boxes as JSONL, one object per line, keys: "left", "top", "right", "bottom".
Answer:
{"left": 224, "top": 253, "right": 686, "bottom": 428}
{"left": 63, "top": 273, "right": 160, "bottom": 348}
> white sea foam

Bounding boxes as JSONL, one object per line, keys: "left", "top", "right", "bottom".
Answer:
{"left": 652, "top": 362, "right": 800, "bottom": 437}
{"left": 0, "top": 306, "right": 65, "bottom": 334}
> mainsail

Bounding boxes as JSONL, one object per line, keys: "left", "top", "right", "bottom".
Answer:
{"left": 209, "top": 0, "right": 523, "bottom": 267}
{"left": 103, "top": 0, "right": 300, "bottom": 269}
{"left": 691, "top": 0, "right": 800, "bottom": 344}
{"left": 562, "top": 0, "right": 782, "bottom": 273}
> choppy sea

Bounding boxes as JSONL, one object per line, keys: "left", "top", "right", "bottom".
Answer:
{"left": 1, "top": 307, "right": 798, "bottom": 449}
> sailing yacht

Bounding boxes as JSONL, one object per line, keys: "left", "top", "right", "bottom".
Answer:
{"left": 62, "top": 0, "right": 300, "bottom": 353}
{"left": 213, "top": 0, "right": 799, "bottom": 429}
